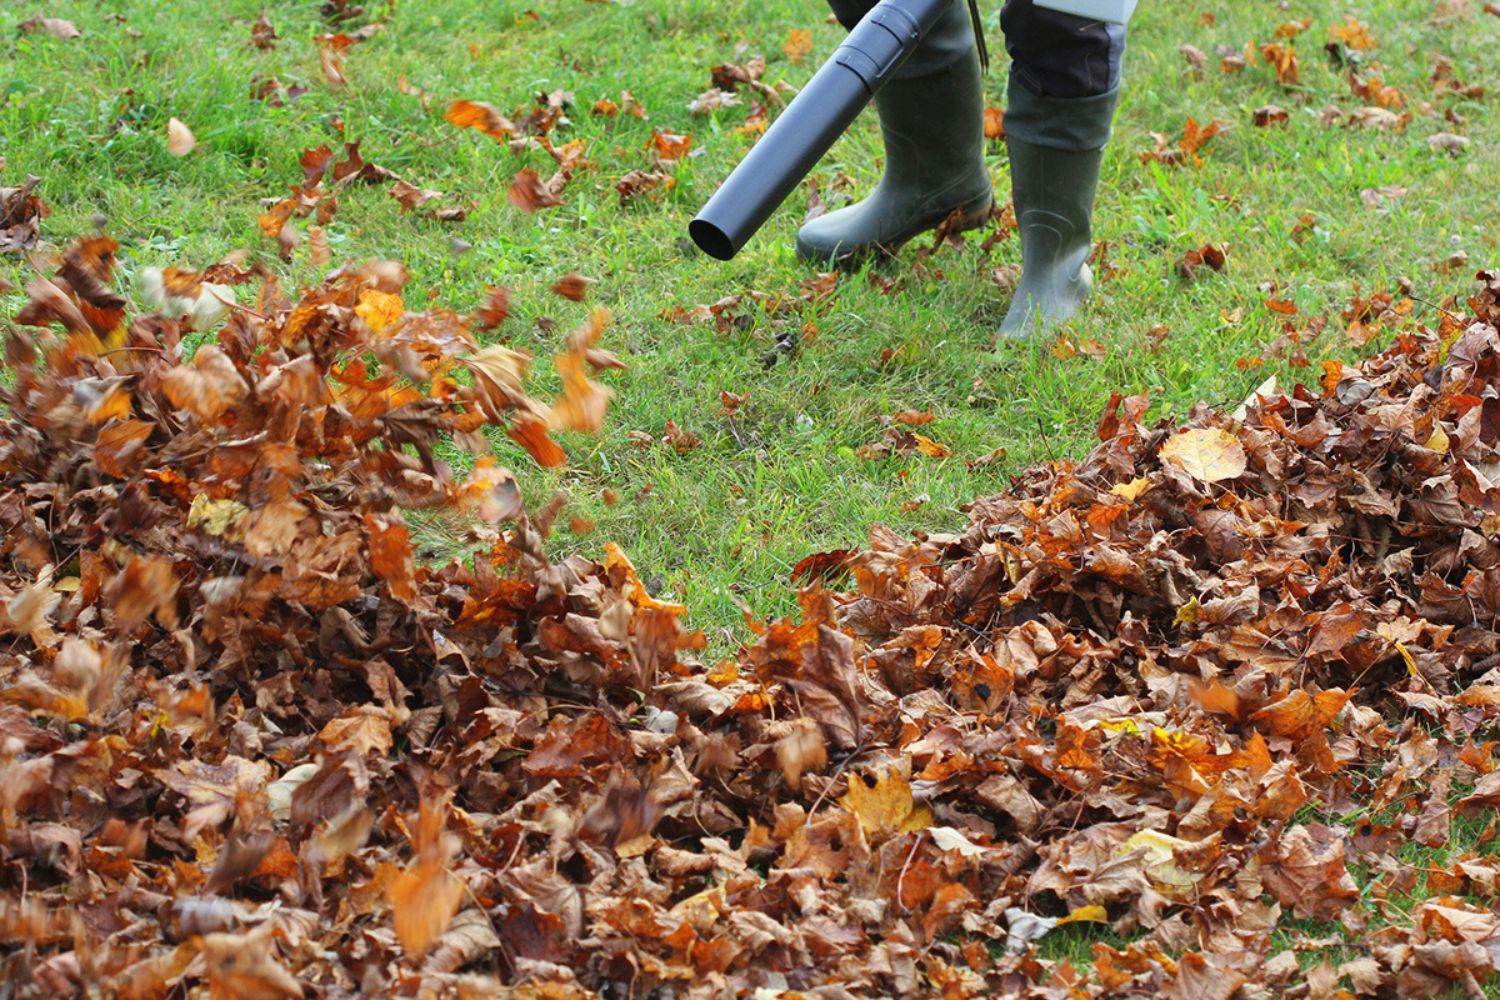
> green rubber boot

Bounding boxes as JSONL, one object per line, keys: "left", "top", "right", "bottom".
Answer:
{"left": 795, "top": 0, "right": 993, "bottom": 267}
{"left": 998, "top": 85, "right": 1119, "bottom": 339}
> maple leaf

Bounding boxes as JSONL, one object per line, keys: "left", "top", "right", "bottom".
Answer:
{"left": 1159, "top": 427, "right": 1246, "bottom": 482}
{"left": 839, "top": 763, "right": 933, "bottom": 842}
{"left": 319, "top": 706, "right": 394, "bottom": 755}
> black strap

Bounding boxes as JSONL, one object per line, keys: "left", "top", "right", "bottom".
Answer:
{"left": 967, "top": 0, "right": 989, "bottom": 71}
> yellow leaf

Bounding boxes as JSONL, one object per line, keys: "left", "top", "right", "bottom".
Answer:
{"left": 1159, "top": 428, "right": 1247, "bottom": 483}
{"left": 1109, "top": 477, "right": 1151, "bottom": 502}
{"left": 1425, "top": 424, "right": 1450, "bottom": 454}
{"left": 1097, "top": 717, "right": 1143, "bottom": 736}
{"left": 186, "top": 494, "right": 249, "bottom": 537}
{"left": 1173, "top": 596, "right": 1201, "bottom": 627}
{"left": 356, "top": 289, "right": 404, "bottom": 335}
{"left": 839, "top": 763, "right": 931, "bottom": 841}
{"left": 387, "top": 860, "right": 464, "bottom": 957}
{"left": 783, "top": 28, "right": 813, "bottom": 63}
{"left": 1394, "top": 640, "right": 1418, "bottom": 677}
{"left": 616, "top": 834, "right": 654, "bottom": 858}
{"left": 912, "top": 433, "right": 952, "bottom": 459}
{"left": 1057, "top": 904, "right": 1109, "bottom": 925}
{"left": 1121, "top": 830, "right": 1202, "bottom": 891}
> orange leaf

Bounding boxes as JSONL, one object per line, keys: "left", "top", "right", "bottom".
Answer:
{"left": 387, "top": 860, "right": 464, "bottom": 957}
{"left": 445, "top": 100, "right": 515, "bottom": 140}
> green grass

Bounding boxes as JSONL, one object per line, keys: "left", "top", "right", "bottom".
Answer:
{"left": 4, "top": 0, "right": 1499, "bottom": 984}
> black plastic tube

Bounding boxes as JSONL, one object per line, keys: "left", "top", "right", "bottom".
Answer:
{"left": 688, "top": 0, "right": 950, "bottom": 261}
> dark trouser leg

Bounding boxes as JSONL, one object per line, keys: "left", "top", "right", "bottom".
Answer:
{"left": 796, "top": 0, "right": 993, "bottom": 266}
{"left": 997, "top": 0, "right": 1126, "bottom": 337}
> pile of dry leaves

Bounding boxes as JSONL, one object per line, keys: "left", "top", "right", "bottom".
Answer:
{"left": 5, "top": 238, "right": 1500, "bottom": 998}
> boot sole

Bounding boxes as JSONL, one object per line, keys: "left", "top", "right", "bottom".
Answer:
{"left": 796, "top": 196, "right": 995, "bottom": 270}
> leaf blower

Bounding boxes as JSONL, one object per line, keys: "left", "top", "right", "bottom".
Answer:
{"left": 688, "top": 0, "right": 955, "bottom": 261}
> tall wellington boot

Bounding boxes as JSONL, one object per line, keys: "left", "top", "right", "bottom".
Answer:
{"left": 997, "top": 86, "right": 1118, "bottom": 338}
{"left": 795, "top": 0, "right": 993, "bottom": 267}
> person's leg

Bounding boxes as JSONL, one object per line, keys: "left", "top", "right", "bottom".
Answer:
{"left": 997, "top": 0, "right": 1125, "bottom": 338}
{"left": 796, "top": 0, "right": 993, "bottom": 266}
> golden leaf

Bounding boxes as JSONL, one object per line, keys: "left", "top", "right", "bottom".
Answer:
{"left": 1057, "top": 904, "right": 1109, "bottom": 925}
{"left": 1109, "top": 477, "right": 1151, "bottom": 502}
{"left": 355, "top": 289, "right": 404, "bottom": 335}
{"left": 839, "top": 764, "right": 932, "bottom": 841}
{"left": 1159, "top": 428, "right": 1247, "bottom": 483}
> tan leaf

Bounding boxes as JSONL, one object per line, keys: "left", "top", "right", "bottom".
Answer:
{"left": 166, "top": 118, "right": 196, "bottom": 156}
{"left": 319, "top": 708, "right": 393, "bottom": 756}
{"left": 18, "top": 16, "right": 80, "bottom": 39}
{"left": 1159, "top": 428, "right": 1247, "bottom": 483}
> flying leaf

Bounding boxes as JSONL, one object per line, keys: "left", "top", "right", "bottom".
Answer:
{"left": 166, "top": 118, "right": 196, "bottom": 156}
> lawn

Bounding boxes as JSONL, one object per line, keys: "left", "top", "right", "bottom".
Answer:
{"left": 4, "top": 0, "right": 1500, "bottom": 988}
{"left": 5, "top": 0, "right": 1492, "bottom": 639}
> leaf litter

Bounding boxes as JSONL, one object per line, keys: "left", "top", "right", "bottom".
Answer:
{"left": 4, "top": 5, "right": 1500, "bottom": 997}
{"left": 7, "top": 214, "right": 1500, "bottom": 996}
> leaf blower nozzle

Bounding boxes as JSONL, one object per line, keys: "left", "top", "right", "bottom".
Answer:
{"left": 688, "top": 0, "right": 951, "bottom": 261}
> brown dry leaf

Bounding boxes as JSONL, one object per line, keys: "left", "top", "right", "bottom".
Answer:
{"left": 1253, "top": 105, "right": 1289, "bottom": 127}
{"left": 1177, "top": 242, "right": 1227, "bottom": 279}
{"left": 616, "top": 169, "right": 672, "bottom": 205}
{"left": 912, "top": 433, "right": 952, "bottom": 458}
{"left": 1258, "top": 42, "right": 1301, "bottom": 85}
{"left": 476, "top": 285, "right": 511, "bottom": 331}
{"left": 18, "top": 16, "right": 80, "bottom": 39}
{"left": 1180, "top": 44, "right": 1207, "bottom": 77}
{"left": 319, "top": 707, "right": 393, "bottom": 755}
{"left": 1328, "top": 16, "right": 1377, "bottom": 49}
{"left": 549, "top": 339, "right": 614, "bottom": 435}
{"left": 316, "top": 35, "right": 348, "bottom": 87}
{"left": 1428, "top": 132, "right": 1470, "bottom": 156}
{"left": 647, "top": 130, "right": 692, "bottom": 165}
{"left": 551, "top": 272, "right": 593, "bottom": 301}
{"left": 1159, "top": 428, "right": 1247, "bottom": 483}
{"left": 775, "top": 718, "right": 827, "bottom": 787}
{"left": 201, "top": 927, "right": 303, "bottom": 999}
{"left": 507, "top": 168, "right": 563, "bottom": 212}
{"left": 1360, "top": 184, "right": 1408, "bottom": 209}
{"left": 251, "top": 11, "right": 278, "bottom": 49}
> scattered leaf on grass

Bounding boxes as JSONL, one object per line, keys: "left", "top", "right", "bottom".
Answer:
{"left": 166, "top": 118, "right": 196, "bottom": 156}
